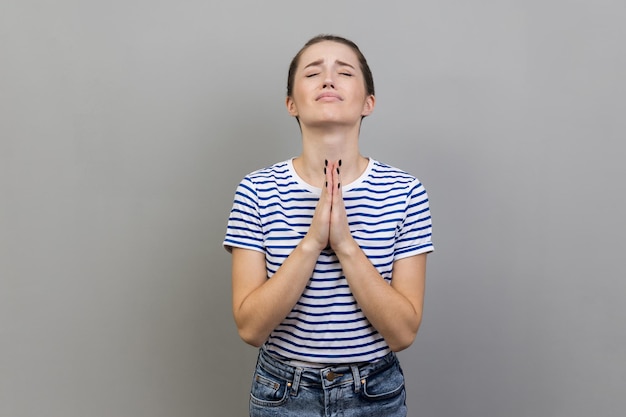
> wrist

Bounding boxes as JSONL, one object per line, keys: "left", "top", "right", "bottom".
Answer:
{"left": 333, "top": 237, "right": 360, "bottom": 259}
{"left": 300, "top": 235, "right": 325, "bottom": 255}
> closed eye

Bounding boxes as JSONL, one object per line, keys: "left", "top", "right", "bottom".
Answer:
{"left": 305, "top": 73, "right": 319, "bottom": 78}
{"left": 339, "top": 72, "right": 353, "bottom": 76}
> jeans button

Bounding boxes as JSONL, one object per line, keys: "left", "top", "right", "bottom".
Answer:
{"left": 326, "top": 371, "right": 335, "bottom": 381}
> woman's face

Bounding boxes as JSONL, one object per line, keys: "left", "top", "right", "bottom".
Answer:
{"left": 286, "top": 41, "right": 375, "bottom": 129}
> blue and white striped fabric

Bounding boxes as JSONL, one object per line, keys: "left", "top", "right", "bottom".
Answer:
{"left": 224, "top": 158, "right": 433, "bottom": 364}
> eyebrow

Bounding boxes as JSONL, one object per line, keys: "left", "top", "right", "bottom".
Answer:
{"left": 303, "top": 59, "right": 356, "bottom": 70}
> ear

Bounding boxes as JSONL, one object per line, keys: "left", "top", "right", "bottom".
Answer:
{"left": 286, "top": 96, "right": 299, "bottom": 117}
{"left": 361, "top": 94, "right": 376, "bottom": 117}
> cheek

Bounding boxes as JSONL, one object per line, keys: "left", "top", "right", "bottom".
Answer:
{"left": 292, "top": 83, "right": 315, "bottom": 104}
{"left": 297, "top": 77, "right": 316, "bottom": 90}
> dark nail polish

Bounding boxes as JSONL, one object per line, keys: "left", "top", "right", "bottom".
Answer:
{"left": 339, "top": 159, "right": 342, "bottom": 167}
{"left": 324, "top": 159, "right": 328, "bottom": 167}
{"left": 337, "top": 167, "right": 340, "bottom": 175}
{"left": 325, "top": 181, "right": 328, "bottom": 187}
{"left": 324, "top": 167, "right": 326, "bottom": 174}
{"left": 338, "top": 182, "right": 341, "bottom": 189}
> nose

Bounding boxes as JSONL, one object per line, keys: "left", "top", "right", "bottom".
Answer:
{"left": 323, "top": 72, "right": 335, "bottom": 89}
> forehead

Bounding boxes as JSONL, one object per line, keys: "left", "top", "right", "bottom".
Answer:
{"left": 298, "top": 41, "right": 360, "bottom": 68}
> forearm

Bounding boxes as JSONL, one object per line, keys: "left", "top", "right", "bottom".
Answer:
{"left": 335, "top": 241, "right": 422, "bottom": 351}
{"left": 234, "top": 238, "right": 322, "bottom": 347}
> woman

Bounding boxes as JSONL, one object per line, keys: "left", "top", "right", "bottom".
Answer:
{"left": 224, "top": 34, "right": 434, "bottom": 417}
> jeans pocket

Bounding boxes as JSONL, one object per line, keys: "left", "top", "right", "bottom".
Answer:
{"left": 249, "top": 366, "right": 290, "bottom": 407}
{"left": 360, "top": 363, "right": 405, "bottom": 402}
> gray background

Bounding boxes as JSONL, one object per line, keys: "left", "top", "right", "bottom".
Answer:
{"left": 1, "top": 1, "right": 624, "bottom": 416}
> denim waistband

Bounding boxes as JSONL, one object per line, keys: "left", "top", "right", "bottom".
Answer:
{"left": 257, "top": 347, "right": 399, "bottom": 394}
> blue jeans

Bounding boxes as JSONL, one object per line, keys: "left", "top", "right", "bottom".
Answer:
{"left": 249, "top": 347, "right": 407, "bottom": 417}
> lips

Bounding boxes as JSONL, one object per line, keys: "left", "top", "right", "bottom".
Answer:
{"left": 316, "top": 92, "right": 343, "bottom": 101}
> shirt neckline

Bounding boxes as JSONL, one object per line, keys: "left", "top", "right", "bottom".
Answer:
{"left": 287, "top": 157, "right": 375, "bottom": 194}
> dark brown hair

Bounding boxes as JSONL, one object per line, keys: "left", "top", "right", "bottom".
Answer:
{"left": 287, "top": 35, "right": 375, "bottom": 98}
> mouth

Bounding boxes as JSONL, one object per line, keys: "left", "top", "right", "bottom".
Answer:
{"left": 316, "top": 92, "right": 343, "bottom": 101}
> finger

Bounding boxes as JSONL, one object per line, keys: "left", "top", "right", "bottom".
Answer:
{"left": 325, "top": 159, "right": 335, "bottom": 196}
{"left": 334, "top": 162, "right": 346, "bottom": 214}
{"left": 328, "top": 160, "right": 350, "bottom": 250}
{"left": 336, "top": 159, "right": 342, "bottom": 192}
{"left": 307, "top": 161, "right": 332, "bottom": 251}
{"left": 330, "top": 160, "right": 341, "bottom": 200}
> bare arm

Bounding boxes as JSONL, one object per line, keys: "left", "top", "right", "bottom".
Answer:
{"left": 327, "top": 160, "right": 428, "bottom": 351}
{"left": 336, "top": 246, "right": 427, "bottom": 351}
{"left": 232, "top": 160, "right": 428, "bottom": 351}
{"left": 231, "top": 242, "right": 321, "bottom": 347}
{"left": 231, "top": 165, "right": 335, "bottom": 347}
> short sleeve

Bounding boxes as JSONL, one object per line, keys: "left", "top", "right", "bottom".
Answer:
{"left": 394, "top": 178, "right": 434, "bottom": 260}
{"left": 223, "top": 177, "right": 265, "bottom": 254}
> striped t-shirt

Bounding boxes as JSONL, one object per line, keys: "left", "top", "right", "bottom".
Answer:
{"left": 224, "top": 158, "right": 433, "bottom": 364}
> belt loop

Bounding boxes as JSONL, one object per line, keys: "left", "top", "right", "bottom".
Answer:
{"left": 290, "top": 367, "right": 302, "bottom": 396}
{"left": 351, "top": 365, "right": 361, "bottom": 393}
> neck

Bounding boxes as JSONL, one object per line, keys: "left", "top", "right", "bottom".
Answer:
{"left": 293, "top": 125, "right": 367, "bottom": 188}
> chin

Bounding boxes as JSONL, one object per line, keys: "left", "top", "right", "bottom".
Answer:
{"left": 304, "top": 114, "right": 361, "bottom": 128}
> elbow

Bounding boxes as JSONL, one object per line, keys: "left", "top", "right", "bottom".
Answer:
{"left": 388, "top": 333, "right": 416, "bottom": 352}
{"left": 236, "top": 324, "right": 267, "bottom": 348}
{"left": 388, "top": 319, "right": 421, "bottom": 352}
{"left": 239, "top": 333, "right": 264, "bottom": 348}
{"left": 233, "top": 308, "right": 267, "bottom": 347}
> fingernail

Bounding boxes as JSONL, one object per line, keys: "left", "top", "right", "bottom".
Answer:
{"left": 325, "top": 181, "right": 328, "bottom": 187}
{"left": 324, "top": 159, "right": 328, "bottom": 167}
{"left": 324, "top": 167, "right": 326, "bottom": 174}
{"left": 339, "top": 159, "right": 342, "bottom": 167}
{"left": 337, "top": 167, "right": 340, "bottom": 175}
{"left": 338, "top": 182, "right": 341, "bottom": 189}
